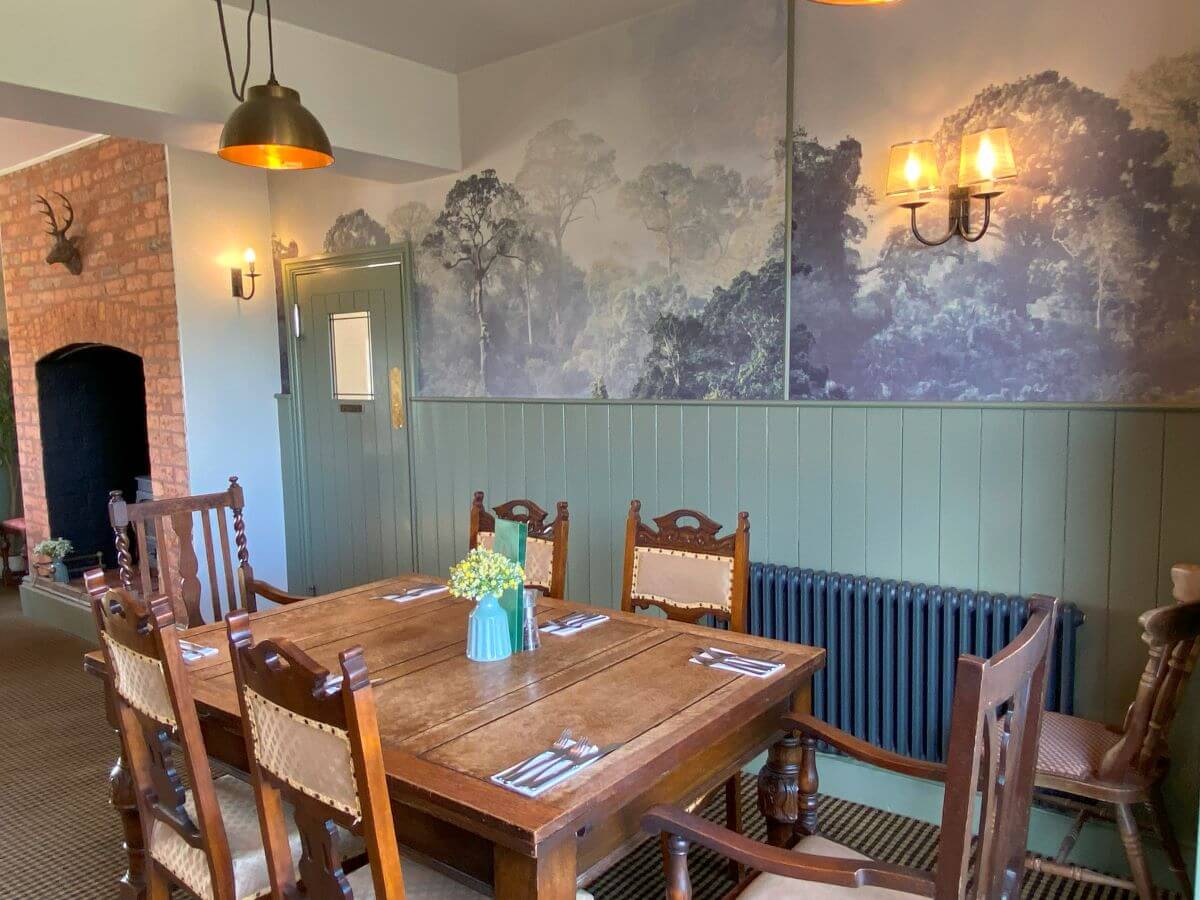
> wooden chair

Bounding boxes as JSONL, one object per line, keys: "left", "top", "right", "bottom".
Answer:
{"left": 109, "top": 475, "right": 305, "bottom": 627}
{"left": 1027, "top": 562, "right": 1200, "bottom": 899}
{"left": 644, "top": 595, "right": 1060, "bottom": 900}
{"left": 621, "top": 500, "right": 750, "bottom": 880}
{"left": 468, "top": 490, "right": 569, "bottom": 599}
{"left": 225, "top": 610, "right": 479, "bottom": 898}
{"left": 92, "top": 586, "right": 297, "bottom": 900}
{"left": 620, "top": 500, "right": 750, "bottom": 634}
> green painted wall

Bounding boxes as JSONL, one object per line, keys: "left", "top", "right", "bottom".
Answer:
{"left": 407, "top": 397, "right": 1200, "bottom": 844}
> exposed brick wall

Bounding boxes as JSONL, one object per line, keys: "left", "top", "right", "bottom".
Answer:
{"left": 0, "top": 137, "right": 188, "bottom": 550}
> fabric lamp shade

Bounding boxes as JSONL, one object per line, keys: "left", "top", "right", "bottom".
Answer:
{"left": 886, "top": 140, "right": 939, "bottom": 206}
{"left": 959, "top": 127, "right": 1016, "bottom": 195}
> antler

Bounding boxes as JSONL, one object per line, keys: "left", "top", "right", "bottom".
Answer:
{"left": 53, "top": 191, "right": 74, "bottom": 233}
{"left": 35, "top": 194, "right": 61, "bottom": 236}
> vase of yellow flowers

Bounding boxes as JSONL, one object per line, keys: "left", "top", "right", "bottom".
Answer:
{"left": 449, "top": 547, "right": 525, "bottom": 662}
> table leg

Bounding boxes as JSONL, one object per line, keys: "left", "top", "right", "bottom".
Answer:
{"left": 110, "top": 752, "right": 148, "bottom": 899}
{"left": 756, "top": 731, "right": 802, "bottom": 847}
{"left": 494, "top": 836, "right": 577, "bottom": 899}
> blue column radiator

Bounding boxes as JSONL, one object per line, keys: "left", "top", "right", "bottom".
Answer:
{"left": 747, "top": 564, "right": 1085, "bottom": 763}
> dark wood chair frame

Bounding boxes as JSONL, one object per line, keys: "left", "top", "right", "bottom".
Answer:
{"left": 226, "top": 611, "right": 407, "bottom": 899}
{"left": 468, "top": 490, "right": 570, "bottom": 599}
{"left": 92, "top": 587, "right": 244, "bottom": 900}
{"left": 621, "top": 500, "right": 750, "bottom": 882}
{"left": 620, "top": 500, "right": 750, "bottom": 633}
{"left": 108, "top": 475, "right": 305, "bottom": 627}
{"left": 1026, "top": 595, "right": 1200, "bottom": 898}
{"left": 644, "top": 595, "right": 1060, "bottom": 900}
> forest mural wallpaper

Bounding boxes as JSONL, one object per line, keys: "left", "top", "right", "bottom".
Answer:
{"left": 267, "top": 0, "right": 1200, "bottom": 403}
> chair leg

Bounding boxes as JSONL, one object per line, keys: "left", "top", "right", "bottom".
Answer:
{"left": 1148, "top": 787, "right": 1193, "bottom": 897}
{"left": 146, "top": 864, "right": 171, "bottom": 900}
{"left": 661, "top": 833, "right": 693, "bottom": 900}
{"left": 724, "top": 775, "right": 745, "bottom": 883}
{"left": 1115, "top": 802, "right": 1156, "bottom": 900}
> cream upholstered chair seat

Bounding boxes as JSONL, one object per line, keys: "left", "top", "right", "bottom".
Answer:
{"left": 1035, "top": 710, "right": 1123, "bottom": 782}
{"left": 738, "top": 835, "right": 922, "bottom": 900}
{"left": 150, "top": 774, "right": 363, "bottom": 900}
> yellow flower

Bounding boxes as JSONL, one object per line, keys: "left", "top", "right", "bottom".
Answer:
{"left": 448, "top": 547, "right": 525, "bottom": 599}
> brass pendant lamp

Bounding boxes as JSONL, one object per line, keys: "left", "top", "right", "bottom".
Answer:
{"left": 215, "top": 0, "right": 333, "bottom": 170}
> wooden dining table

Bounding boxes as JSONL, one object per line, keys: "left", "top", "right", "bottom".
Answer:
{"left": 84, "top": 573, "right": 825, "bottom": 899}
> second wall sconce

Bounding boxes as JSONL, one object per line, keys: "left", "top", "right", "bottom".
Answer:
{"left": 231, "top": 247, "right": 260, "bottom": 300}
{"left": 886, "top": 127, "right": 1017, "bottom": 246}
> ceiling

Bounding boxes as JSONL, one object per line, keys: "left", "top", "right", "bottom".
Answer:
{"left": 221, "top": 0, "right": 688, "bottom": 72}
{"left": 0, "top": 118, "right": 99, "bottom": 176}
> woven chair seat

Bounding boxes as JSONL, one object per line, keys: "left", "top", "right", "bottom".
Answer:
{"left": 1035, "top": 711, "right": 1123, "bottom": 782}
{"left": 150, "top": 774, "right": 362, "bottom": 900}
{"left": 738, "top": 835, "right": 921, "bottom": 899}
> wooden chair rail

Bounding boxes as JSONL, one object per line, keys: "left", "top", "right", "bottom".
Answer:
{"left": 784, "top": 714, "right": 949, "bottom": 784}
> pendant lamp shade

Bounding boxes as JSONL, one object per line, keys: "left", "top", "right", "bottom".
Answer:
{"left": 218, "top": 82, "right": 334, "bottom": 170}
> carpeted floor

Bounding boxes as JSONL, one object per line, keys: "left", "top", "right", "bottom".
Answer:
{"left": 0, "top": 590, "right": 1173, "bottom": 899}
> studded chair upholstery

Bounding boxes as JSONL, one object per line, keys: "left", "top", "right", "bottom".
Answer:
{"left": 92, "top": 587, "right": 302, "bottom": 900}
{"left": 468, "top": 491, "right": 569, "bottom": 599}
{"left": 226, "top": 611, "right": 479, "bottom": 898}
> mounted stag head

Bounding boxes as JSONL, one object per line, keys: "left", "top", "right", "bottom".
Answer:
{"left": 36, "top": 192, "right": 82, "bottom": 275}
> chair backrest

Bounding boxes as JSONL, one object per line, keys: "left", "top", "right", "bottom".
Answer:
{"left": 468, "top": 490, "right": 570, "bottom": 598}
{"left": 226, "top": 610, "right": 404, "bottom": 899}
{"left": 934, "top": 595, "right": 1058, "bottom": 900}
{"left": 109, "top": 475, "right": 255, "bottom": 626}
{"left": 1100, "top": 562, "right": 1200, "bottom": 779}
{"left": 92, "top": 587, "right": 238, "bottom": 899}
{"left": 620, "top": 500, "right": 750, "bottom": 633}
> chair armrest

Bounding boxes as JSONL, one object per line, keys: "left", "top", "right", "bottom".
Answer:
{"left": 783, "top": 713, "right": 948, "bottom": 784}
{"left": 247, "top": 578, "right": 308, "bottom": 605}
{"left": 642, "top": 805, "right": 933, "bottom": 895}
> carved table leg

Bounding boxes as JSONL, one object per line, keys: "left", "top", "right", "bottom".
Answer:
{"left": 757, "top": 731, "right": 802, "bottom": 847}
{"left": 110, "top": 752, "right": 148, "bottom": 899}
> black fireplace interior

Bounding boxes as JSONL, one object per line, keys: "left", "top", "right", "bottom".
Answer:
{"left": 37, "top": 344, "right": 151, "bottom": 568}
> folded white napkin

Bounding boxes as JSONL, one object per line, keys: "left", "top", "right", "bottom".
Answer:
{"left": 689, "top": 653, "right": 783, "bottom": 678}
{"left": 492, "top": 741, "right": 604, "bottom": 797}
{"left": 540, "top": 614, "right": 609, "bottom": 635}
{"left": 374, "top": 585, "right": 444, "bottom": 602}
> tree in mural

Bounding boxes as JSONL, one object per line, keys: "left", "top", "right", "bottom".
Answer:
{"left": 619, "top": 162, "right": 747, "bottom": 277}
{"left": 386, "top": 200, "right": 437, "bottom": 277}
{"left": 323, "top": 209, "right": 390, "bottom": 253}
{"left": 1121, "top": 51, "right": 1200, "bottom": 186}
{"left": 516, "top": 119, "right": 618, "bottom": 333}
{"left": 422, "top": 170, "right": 527, "bottom": 392}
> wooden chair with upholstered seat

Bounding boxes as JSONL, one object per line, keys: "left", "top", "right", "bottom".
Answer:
{"left": 92, "top": 586, "right": 306, "bottom": 900}
{"left": 1026, "top": 562, "right": 1200, "bottom": 899}
{"left": 109, "top": 475, "right": 305, "bottom": 627}
{"left": 644, "top": 595, "right": 1060, "bottom": 900}
{"left": 225, "top": 610, "right": 479, "bottom": 898}
{"left": 468, "top": 491, "right": 569, "bottom": 598}
{"left": 621, "top": 500, "right": 750, "bottom": 879}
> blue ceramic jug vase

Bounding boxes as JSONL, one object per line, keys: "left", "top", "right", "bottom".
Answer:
{"left": 466, "top": 592, "right": 513, "bottom": 662}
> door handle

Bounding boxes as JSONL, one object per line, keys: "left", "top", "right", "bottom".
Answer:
{"left": 390, "top": 366, "right": 405, "bottom": 429}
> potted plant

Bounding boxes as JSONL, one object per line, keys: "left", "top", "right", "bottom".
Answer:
{"left": 33, "top": 537, "right": 72, "bottom": 583}
{"left": 448, "top": 547, "right": 524, "bottom": 662}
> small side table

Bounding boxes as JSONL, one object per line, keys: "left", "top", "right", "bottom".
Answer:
{"left": 0, "top": 517, "right": 27, "bottom": 587}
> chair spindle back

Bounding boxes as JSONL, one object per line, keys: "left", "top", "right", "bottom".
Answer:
{"left": 109, "top": 475, "right": 255, "bottom": 626}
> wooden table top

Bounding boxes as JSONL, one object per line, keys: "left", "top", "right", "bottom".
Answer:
{"left": 85, "top": 573, "right": 824, "bottom": 855}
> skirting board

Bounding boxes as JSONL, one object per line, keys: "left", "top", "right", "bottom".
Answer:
{"left": 19, "top": 577, "right": 97, "bottom": 645}
{"left": 745, "top": 751, "right": 1188, "bottom": 888}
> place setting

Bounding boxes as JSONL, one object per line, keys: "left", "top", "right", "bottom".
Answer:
{"left": 492, "top": 729, "right": 623, "bottom": 797}
{"left": 539, "top": 609, "right": 609, "bottom": 635}
{"left": 689, "top": 646, "right": 783, "bottom": 678}
{"left": 369, "top": 582, "right": 446, "bottom": 603}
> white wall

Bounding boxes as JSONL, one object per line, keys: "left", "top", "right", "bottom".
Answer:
{"left": 165, "top": 148, "right": 288, "bottom": 592}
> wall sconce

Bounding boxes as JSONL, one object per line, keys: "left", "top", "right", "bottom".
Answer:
{"left": 231, "top": 248, "right": 260, "bottom": 299}
{"left": 886, "top": 127, "right": 1017, "bottom": 246}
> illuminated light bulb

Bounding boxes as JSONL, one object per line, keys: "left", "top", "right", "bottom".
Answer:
{"left": 975, "top": 135, "right": 996, "bottom": 182}
{"left": 243, "top": 247, "right": 257, "bottom": 267}
{"left": 904, "top": 153, "right": 922, "bottom": 188}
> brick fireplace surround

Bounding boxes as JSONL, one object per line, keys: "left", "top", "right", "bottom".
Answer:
{"left": 0, "top": 137, "right": 189, "bottom": 552}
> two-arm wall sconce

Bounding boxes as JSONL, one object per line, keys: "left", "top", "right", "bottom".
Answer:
{"left": 886, "top": 127, "right": 1017, "bottom": 246}
{"left": 231, "top": 247, "right": 260, "bottom": 300}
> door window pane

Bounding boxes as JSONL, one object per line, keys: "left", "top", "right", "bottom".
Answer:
{"left": 329, "top": 311, "right": 373, "bottom": 400}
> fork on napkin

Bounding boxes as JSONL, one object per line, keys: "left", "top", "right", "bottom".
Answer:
{"left": 371, "top": 583, "right": 445, "bottom": 602}
{"left": 179, "top": 639, "right": 218, "bottom": 663}
{"left": 690, "top": 646, "right": 783, "bottom": 678}
{"left": 492, "top": 734, "right": 620, "bottom": 797}
{"left": 540, "top": 610, "right": 609, "bottom": 634}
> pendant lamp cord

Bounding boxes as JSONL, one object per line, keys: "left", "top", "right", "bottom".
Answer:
{"left": 266, "top": 0, "right": 277, "bottom": 84}
{"left": 215, "top": 0, "right": 257, "bottom": 101}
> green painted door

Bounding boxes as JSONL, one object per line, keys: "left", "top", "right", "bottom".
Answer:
{"left": 291, "top": 260, "right": 414, "bottom": 594}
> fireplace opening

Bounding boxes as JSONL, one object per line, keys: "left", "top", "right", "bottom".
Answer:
{"left": 36, "top": 344, "right": 151, "bottom": 568}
